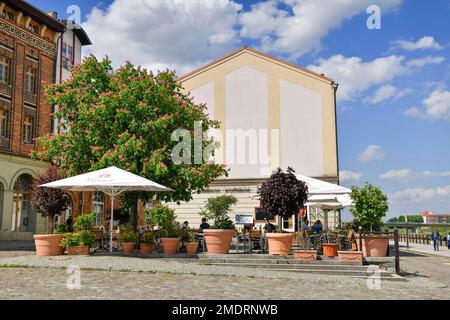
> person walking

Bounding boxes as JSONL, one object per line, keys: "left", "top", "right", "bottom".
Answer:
{"left": 430, "top": 230, "right": 441, "bottom": 251}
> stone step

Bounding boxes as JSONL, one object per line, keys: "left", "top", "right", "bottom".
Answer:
{"left": 200, "top": 262, "right": 369, "bottom": 271}
{"left": 200, "top": 262, "right": 406, "bottom": 281}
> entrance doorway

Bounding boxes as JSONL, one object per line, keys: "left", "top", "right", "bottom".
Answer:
{"left": 12, "top": 174, "right": 35, "bottom": 232}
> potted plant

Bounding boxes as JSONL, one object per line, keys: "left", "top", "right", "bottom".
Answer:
{"left": 140, "top": 230, "right": 154, "bottom": 254}
{"left": 184, "top": 231, "right": 199, "bottom": 254}
{"left": 148, "top": 205, "right": 180, "bottom": 254}
{"left": 31, "top": 166, "right": 71, "bottom": 256}
{"left": 200, "top": 195, "right": 237, "bottom": 254}
{"left": 119, "top": 229, "right": 137, "bottom": 254}
{"left": 61, "top": 230, "right": 96, "bottom": 255}
{"left": 350, "top": 183, "right": 389, "bottom": 257}
{"left": 258, "top": 167, "right": 308, "bottom": 255}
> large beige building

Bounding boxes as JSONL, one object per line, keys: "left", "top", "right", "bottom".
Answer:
{"left": 168, "top": 47, "right": 339, "bottom": 231}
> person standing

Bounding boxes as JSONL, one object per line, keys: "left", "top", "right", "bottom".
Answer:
{"left": 446, "top": 231, "right": 450, "bottom": 250}
{"left": 430, "top": 230, "right": 441, "bottom": 251}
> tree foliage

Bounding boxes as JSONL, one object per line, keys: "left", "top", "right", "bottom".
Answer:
{"left": 33, "top": 56, "right": 227, "bottom": 206}
{"left": 388, "top": 215, "right": 424, "bottom": 223}
{"left": 257, "top": 167, "right": 308, "bottom": 219}
{"left": 31, "top": 165, "right": 70, "bottom": 232}
{"left": 350, "top": 183, "right": 389, "bottom": 232}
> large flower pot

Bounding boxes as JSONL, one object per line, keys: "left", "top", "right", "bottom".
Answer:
{"left": 122, "top": 243, "right": 135, "bottom": 254}
{"left": 338, "top": 251, "right": 363, "bottom": 264}
{"left": 293, "top": 249, "right": 317, "bottom": 261}
{"left": 185, "top": 242, "right": 199, "bottom": 254}
{"left": 357, "top": 234, "right": 390, "bottom": 257}
{"left": 203, "top": 230, "right": 234, "bottom": 254}
{"left": 160, "top": 238, "right": 180, "bottom": 254}
{"left": 140, "top": 243, "right": 153, "bottom": 254}
{"left": 266, "top": 233, "right": 293, "bottom": 255}
{"left": 34, "top": 234, "right": 64, "bottom": 256}
{"left": 67, "top": 246, "right": 90, "bottom": 255}
{"left": 322, "top": 243, "right": 339, "bottom": 257}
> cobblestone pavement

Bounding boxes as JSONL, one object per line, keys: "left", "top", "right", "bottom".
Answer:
{"left": 0, "top": 251, "right": 449, "bottom": 300}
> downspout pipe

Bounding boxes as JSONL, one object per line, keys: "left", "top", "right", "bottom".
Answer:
{"left": 331, "top": 81, "right": 340, "bottom": 185}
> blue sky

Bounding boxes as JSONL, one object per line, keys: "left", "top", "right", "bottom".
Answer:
{"left": 30, "top": 0, "right": 450, "bottom": 218}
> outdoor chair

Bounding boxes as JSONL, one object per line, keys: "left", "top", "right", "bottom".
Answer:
{"left": 249, "top": 230, "right": 262, "bottom": 253}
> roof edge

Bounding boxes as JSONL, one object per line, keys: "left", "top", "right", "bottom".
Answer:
{"left": 177, "top": 46, "right": 334, "bottom": 84}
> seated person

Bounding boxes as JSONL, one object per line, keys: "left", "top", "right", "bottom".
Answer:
{"left": 263, "top": 218, "right": 275, "bottom": 233}
{"left": 311, "top": 220, "right": 323, "bottom": 233}
{"left": 199, "top": 218, "right": 210, "bottom": 232}
{"left": 302, "top": 220, "right": 311, "bottom": 232}
{"left": 182, "top": 221, "right": 190, "bottom": 230}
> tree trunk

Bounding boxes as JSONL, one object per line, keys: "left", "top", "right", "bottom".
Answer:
{"left": 47, "top": 215, "right": 55, "bottom": 234}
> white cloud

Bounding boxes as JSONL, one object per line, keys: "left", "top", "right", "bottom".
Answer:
{"left": 340, "top": 170, "right": 362, "bottom": 182}
{"left": 390, "top": 185, "right": 450, "bottom": 203}
{"left": 358, "top": 145, "right": 386, "bottom": 161}
{"left": 366, "top": 85, "right": 410, "bottom": 104}
{"left": 380, "top": 169, "right": 450, "bottom": 182}
{"left": 406, "top": 56, "right": 445, "bottom": 68}
{"left": 308, "top": 55, "right": 405, "bottom": 102}
{"left": 82, "top": 0, "right": 243, "bottom": 74}
{"left": 308, "top": 54, "right": 445, "bottom": 102}
{"left": 392, "top": 36, "right": 443, "bottom": 51}
{"left": 404, "top": 88, "right": 450, "bottom": 121}
{"left": 239, "top": 0, "right": 402, "bottom": 59}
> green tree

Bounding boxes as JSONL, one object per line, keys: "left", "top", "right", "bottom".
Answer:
{"left": 350, "top": 183, "right": 389, "bottom": 233}
{"left": 33, "top": 56, "right": 227, "bottom": 225}
{"left": 200, "top": 195, "right": 238, "bottom": 229}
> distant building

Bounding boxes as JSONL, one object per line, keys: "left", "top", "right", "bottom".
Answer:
{"left": 421, "top": 211, "right": 450, "bottom": 224}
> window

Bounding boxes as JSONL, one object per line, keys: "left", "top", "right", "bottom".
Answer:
{"left": 25, "top": 67, "right": 36, "bottom": 93}
{"left": 0, "top": 55, "right": 10, "bottom": 84}
{"left": 28, "top": 23, "right": 39, "bottom": 34}
{"left": 22, "top": 116, "right": 33, "bottom": 144}
{"left": 92, "top": 192, "right": 104, "bottom": 226}
{"left": 0, "top": 109, "right": 8, "bottom": 138}
{"left": 62, "top": 42, "right": 73, "bottom": 70}
{"left": 2, "top": 9, "right": 15, "bottom": 21}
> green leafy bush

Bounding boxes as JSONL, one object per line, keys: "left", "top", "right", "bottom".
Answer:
{"left": 147, "top": 205, "right": 179, "bottom": 237}
{"left": 118, "top": 230, "right": 137, "bottom": 243}
{"left": 73, "top": 213, "right": 95, "bottom": 232}
{"left": 53, "top": 224, "right": 69, "bottom": 234}
{"left": 78, "top": 230, "right": 97, "bottom": 247}
{"left": 200, "top": 195, "right": 237, "bottom": 230}
{"left": 60, "top": 233, "right": 80, "bottom": 248}
{"left": 142, "top": 231, "right": 155, "bottom": 244}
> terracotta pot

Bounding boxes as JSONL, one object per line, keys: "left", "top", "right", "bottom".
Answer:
{"left": 185, "top": 242, "right": 199, "bottom": 254}
{"left": 67, "top": 246, "right": 90, "bottom": 255}
{"left": 122, "top": 242, "right": 135, "bottom": 254}
{"left": 203, "top": 229, "right": 234, "bottom": 254}
{"left": 160, "top": 238, "right": 180, "bottom": 254}
{"left": 322, "top": 243, "right": 339, "bottom": 257}
{"left": 34, "top": 234, "right": 64, "bottom": 256}
{"left": 338, "top": 251, "right": 363, "bottom": 264}
{"left": 293, "top": 249, "right": 317, "bottom": 261}
{"left": 266, "top": 233, "right": 293, "bottom": 255}
{"left": 140, "top": 243, "right": 153, "bottom": 254}
{"left": 358, "top": 234, "right": 390, "bottom": 257}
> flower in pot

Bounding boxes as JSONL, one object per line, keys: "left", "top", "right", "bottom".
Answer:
{"left": 140, "top": 230, "right": 154, "bottom": 254}
{"left": 350, "top": 183, "right": 389, "bottom": 257}
{"left": 31, "top": 166, "right": 71, "bottom": 256}
{"left": 258, "top": 167, "right": 308, "bottom": 255}
{"left": 118, "top": 229, "right": 137, "bottom": 253}
{"left": 148, "top": 205, "right": 180, "bottom": 254}
{"left": 184, "top": 231, "right": 199, "bottom": 254}
{"left": 200, "top": 195, "right": 237, "bottom": 254}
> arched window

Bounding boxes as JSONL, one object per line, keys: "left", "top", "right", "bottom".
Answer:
{"left": 92, "top": 191, "right": 104, "bottom": 226}
{"left": 12, "top": 174, "right": 35, "bottom": 232}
